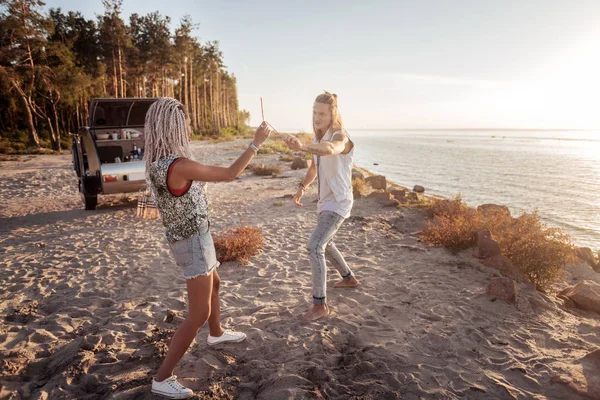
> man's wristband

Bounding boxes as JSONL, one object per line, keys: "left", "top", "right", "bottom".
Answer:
{"left": 298, "top": 182, "right": 306, "bottom": 190}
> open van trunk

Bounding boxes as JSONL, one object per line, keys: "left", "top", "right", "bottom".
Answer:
{"left": 72, "top": 98, "right": 158, "bottom": 210}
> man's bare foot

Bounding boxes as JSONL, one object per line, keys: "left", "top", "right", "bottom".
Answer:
{"left": 333, "top": 277, "right": 359, "bottom": 288}
{"left": 302, "top": 305, "right": 330, "bottom": 322}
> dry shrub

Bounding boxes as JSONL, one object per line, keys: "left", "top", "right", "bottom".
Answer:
{"left": 425, "top": 196, "right": 465, "bottom": 219}
{"left": 420, "top": 197, "right": 480, "bottom": 253}
{"left": 214, "top": 226, "right": 265, "bottom": 264}
{"left": 0, "top": 141, "right": 27, "bottom": 154}
{"left": 253, "top": 165, "right": 282, "bottom": 176}
{"left": 483, "top": 211, "right": 574, "bottom": 291}
{"left": 352, "top": 178, "right": 368, "bottom": 197}
{"left": 279, "top": 154, "right": 295, "bottom": 162}
{"left": 420, "top": 197, "right": 574, "bottom": 291}
{"left": 209, "top": 136, "right": 236, "bottom": 144}
{"left": 0, "top": 144, "right": 14, "bottom": 154}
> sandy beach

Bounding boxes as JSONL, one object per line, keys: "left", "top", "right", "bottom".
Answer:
{"left": 1, "top": 139, "right": 600, "bottom": 400}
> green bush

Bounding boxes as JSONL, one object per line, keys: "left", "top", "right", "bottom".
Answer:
{"left": 219, "top": 126, "right": 238, "bottom": 138}
{"left": 4, "top": 130, "right": 29, "bottom": 143}
{"left": 61, "top": 138, "right": 72, "bottom": 150}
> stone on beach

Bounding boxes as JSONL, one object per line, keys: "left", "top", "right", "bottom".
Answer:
{"left": 291, "top": 157, "right": 309, "bottom": 170}
{"left": 476, "top": 228, "right": 502, "bottom": 259}
{"left": 551, "top": 349, "right": 600, "bottom": 399}
{"left": 389, "top": 188, "right": 406, "bottom": 202}
{"left": 559, "top": 280, "right": 600, "bottom": 314}
{"left": 481, "top": 255, "right": 524, "bottom": 281}
{"left": 575, "top": 247, "right": 598, "bottom": 269}
{"left": 351, "top": 168, "right": 365, "bottom": 180}
{"left": 411, "top": 185, "right": 425, "bottom": 201}
{"left": 365, "top": 175, "right": 387, "bottom": 190}
{"left": 378, "top": 198, "right": 401, "bottom": 207}
{"left": 367, "top": 190, "right": 392, "bottom": 201}
{"left": 477, "top": 204, "right": 511, "bottom": 218}
{"left": 486, "top": 276, "right": 518, "bottom": 303}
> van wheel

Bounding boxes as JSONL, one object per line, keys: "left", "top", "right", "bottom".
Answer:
{"left": 81, "top": 178, "right": 99, "bottom": 210}
{"left": 84, "top": 194, "right": 98, "bottom": 210}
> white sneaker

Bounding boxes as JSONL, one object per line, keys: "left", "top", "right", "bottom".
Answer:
{"left": 207, "top": 329, "right": 247, "bottom": 346}
{"left": 151, "top": 375, "right": 193, "bottom": 399}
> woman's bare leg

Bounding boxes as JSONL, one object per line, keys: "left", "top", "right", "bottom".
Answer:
{"left": 155, "top": 274, "right": 213, "bottom": 381}
{"left": 207, "top": 269, "right": 224, "bottom": 337}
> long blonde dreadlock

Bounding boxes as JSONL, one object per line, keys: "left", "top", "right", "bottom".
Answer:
{"left": 144, "top": 97, "right": 193, "bottom": 171}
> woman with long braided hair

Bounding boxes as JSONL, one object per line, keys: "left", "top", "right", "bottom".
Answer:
{"left": 144, "top": 97, "right": 271, "bottom": 398}
{"left": 284, "top": 91, "right": 359, "bottom": 322}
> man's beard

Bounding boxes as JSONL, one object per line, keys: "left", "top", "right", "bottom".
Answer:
{"left": 314, "top": 125, "right": 328, "bottom": 141}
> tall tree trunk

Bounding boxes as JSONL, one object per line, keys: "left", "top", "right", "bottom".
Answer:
{"left": 8, "top": 76, "right": 40, "bottom": 147}
{"left": 222, "top": 78, "right": 227, "bottom": 128}
{"left": 187, "top": 60, "right": 193, "bottom": 125}
{"left": 117, "top": 39, "right": 125, "bottom": 97}
{"left": 195, "top": 86, "right": 200, "bottom": 132}
{"left": 184, "top": 61, "right": 188, "bottom": 105}
{"left": 76, "top": 102, "right": 80, "bottom": 129}
{"left": 61, "top": 108, "right": 66, "bottom": 135}
{"left": 48, "top": 115, "right": 59, "bottom": 151}
{"left": 225, "top": 86, "right": 230, "bottom": 127}
{"left": 112, "top": 49, "right": 118, "bottom": 97}
{"left": 178, "top": 66, "right": 182, "bottom": 102}
{"left": 20, "top": 93, "right": 40, "bottom": 147}
{"left": 222, "top": 83, "right": 227, "bottom": 127}
{"left": 192, "top": 63, "right": 198, "bottom": 130}
{"left": 21, "top": 3, "right": 35, "bottom": 93}
{"left": 19, "top": 2, "right": 40, "bottom": 146}
{"left": 216, "top": 71, "right": 222, "bottom": 130}
{"left": 209, "top": 72, "right": 215, "bottom": 133}
{"left": 188, "top": 60, "right": 193, "bottom": 128}
{"left": 225, "top": 89, "right": 230, "bottom": 128}
{"left": 203, "top": 77, "right": 208, "bottom": 132}
{"left": 163, "top": 68, "right": 166, "bottom": 96}
{"left": 52, "top": 100, "right": 61, "bottom": 151}
{"left": 214, "top": 71, "right": 219, "bottom": 130}
{"left": 183, "top": 60, "right": 187, "bottom": 106}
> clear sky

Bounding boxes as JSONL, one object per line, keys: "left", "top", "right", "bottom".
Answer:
{"left": 45, "top": 0, "right": 600, "bottom": 130}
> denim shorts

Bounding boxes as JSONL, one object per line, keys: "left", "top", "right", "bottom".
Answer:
{"left": 168, "top": 220, "right": 220, "bottom": 279}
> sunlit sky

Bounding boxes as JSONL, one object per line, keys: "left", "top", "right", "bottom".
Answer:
{"left": 45, "top": 0, "right": 600, "bottom": 130}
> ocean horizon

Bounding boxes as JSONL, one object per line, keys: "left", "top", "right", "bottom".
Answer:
{"left": 345, "top": 129, "right": 600, "bottom": 250}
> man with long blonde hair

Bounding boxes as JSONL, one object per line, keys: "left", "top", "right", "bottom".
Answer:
{"left": 144, "top": 97, "right": 271, "bottom": 398}
{"left": 284, "top": 91, "right": 359, "bottom": 321}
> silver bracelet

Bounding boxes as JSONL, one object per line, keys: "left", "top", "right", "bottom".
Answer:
{"left": 249, "top": 142, "right": 260, "bottom": 153}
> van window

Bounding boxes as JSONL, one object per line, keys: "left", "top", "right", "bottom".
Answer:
{"left": 128, "top": 101, "right": 156, "bottom": 126}
{"left": 93, "top": 101, "right": 132, "bottom": 127}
